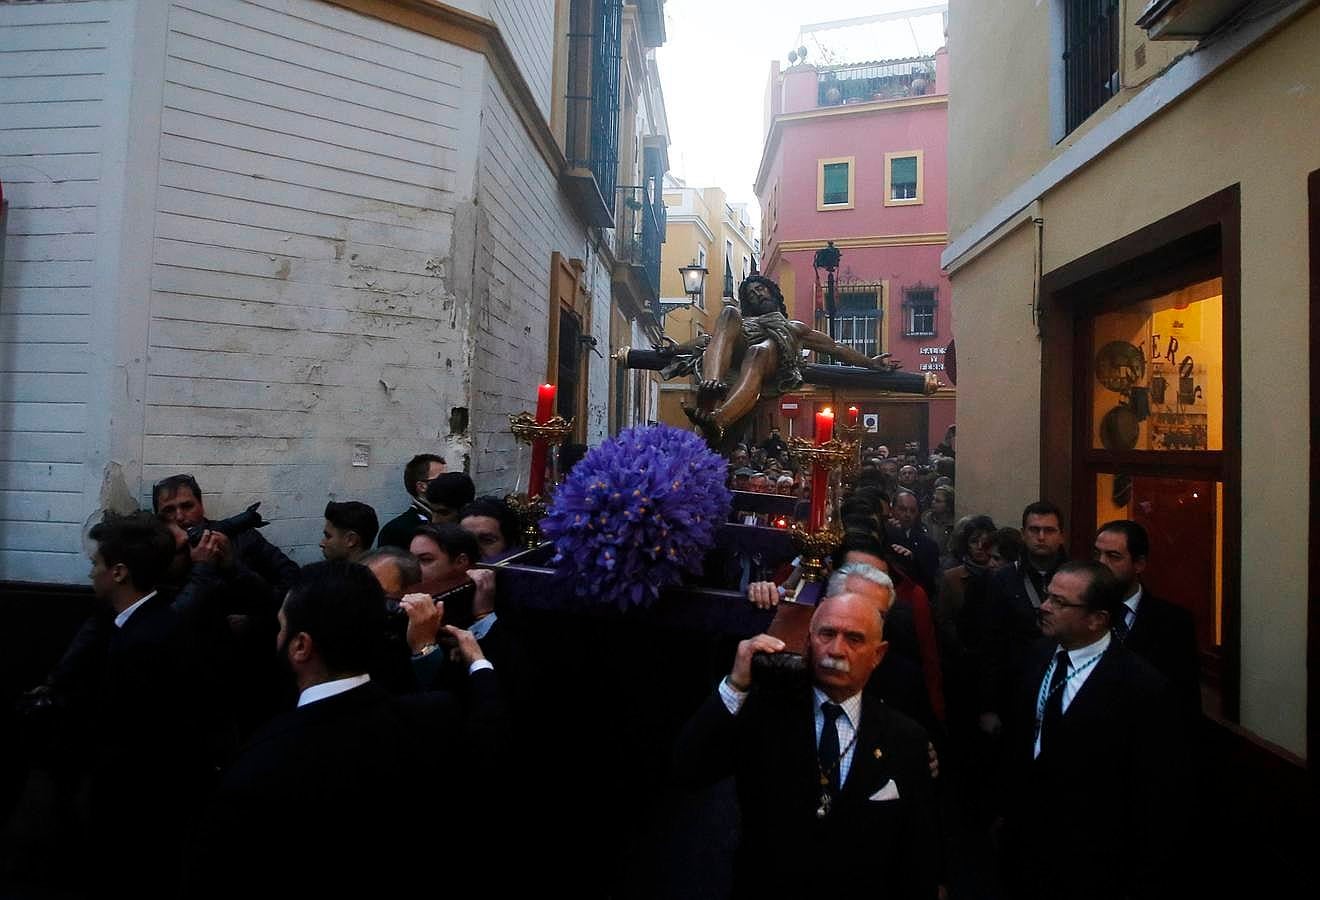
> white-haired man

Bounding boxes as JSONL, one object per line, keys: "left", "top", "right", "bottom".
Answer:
{"left": 674, "top": 590, "right": 937, "bottom": 897}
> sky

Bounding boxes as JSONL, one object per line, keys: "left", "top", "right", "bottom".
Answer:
{"left": 654, "top": 0, "right": 948, "bottom": 229}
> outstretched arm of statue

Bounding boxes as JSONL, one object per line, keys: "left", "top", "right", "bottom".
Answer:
{"left": 799, "top": 326, "right": 901, "bottom": 370}
{"left": 656, "top": 333, "right": 711, "bottom": 357}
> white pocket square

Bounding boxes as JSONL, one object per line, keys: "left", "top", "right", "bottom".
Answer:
{"left": 868, "top": 779, "right": 900, "bottom": 802}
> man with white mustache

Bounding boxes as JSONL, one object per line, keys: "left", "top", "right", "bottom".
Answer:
{"left": 674, "top": 587, "right": 939, "bottom": 898}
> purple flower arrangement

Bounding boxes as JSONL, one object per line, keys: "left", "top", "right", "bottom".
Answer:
{"left": 540, "top": 424, "right": 732, "bottom": 610}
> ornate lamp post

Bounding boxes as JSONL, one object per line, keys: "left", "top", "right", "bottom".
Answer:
{"left": 678, "top": 260, "right": 708, "bottom": 305}
{"left": 813, "top": 240, "right": 841, "bottom": 324}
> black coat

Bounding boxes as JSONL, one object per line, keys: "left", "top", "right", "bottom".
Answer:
{"left": 674, "top": 682, "right": 938, "bottom": 899}
{"left": 1001, "top": 640, "right": 1186, "bottom": 900}
{"left": 376, "top": 505, "right": 430, "bottom": 550}
{"left": 228, "top": 526, "right": 300, "bottom": 598}
{"left": 189, "top": 673, "right": 505, "bottom": 897}
{"left": 978, "top": 559, "right": 1062, "bottom": 720}
{"left": 893, "top": 525, "right": 942, "bottom": 600}
{"left": 88, "top": 593, "right": 231, "bottom": 896}
{"left": 1124, "top": 590, "right": 1201, "bottom": 717}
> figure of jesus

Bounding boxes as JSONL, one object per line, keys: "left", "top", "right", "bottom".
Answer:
{"left": 661, "top": 276, "right": 896, "bottom": 443}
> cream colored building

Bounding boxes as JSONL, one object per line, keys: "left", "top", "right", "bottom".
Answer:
{"left": 944, "top": 0, "right": 1317, "bottom": 767}
{"left": 654, "top": 176, "right": 760, "bottom": 429}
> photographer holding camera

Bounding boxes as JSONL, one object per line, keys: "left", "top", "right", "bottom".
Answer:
{"left": 153, "top": 474, "right": 299, "bottom": 599}
{"left": 674, "top": 588, "right": 938, "bottom": 899}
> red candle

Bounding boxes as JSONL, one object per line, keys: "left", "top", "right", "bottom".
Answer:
{"left": 529, "top": 384, "right": 556, "bottom": 497}
{"left": 847, "top": 405, "right": 860, "bottom": 426}
{"left": 535, "top": 383, "right": 556, "bottom": 423}
{"left": 809, "top": 408, "right": 834, "bottom": 529}
{"left": 813, "top": 408, "right": 834, "bottom": 445}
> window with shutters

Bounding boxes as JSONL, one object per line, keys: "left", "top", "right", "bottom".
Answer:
{"left": 903, "top": 285, "right": 937, "bottom": 336}
{"left": 817, "top": 157, "right": 855, "bottom": 210}
{"left": 884, "top": 151, "right": 924, "bottom": 206}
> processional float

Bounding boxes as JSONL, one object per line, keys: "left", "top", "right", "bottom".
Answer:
{"left": 495, "top": 274, "right": 937, "bottom": 649}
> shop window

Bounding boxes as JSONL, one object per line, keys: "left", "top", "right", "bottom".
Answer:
{"left": 1081, "top": 274, "right": 1231, "bottom": 715}
{"left": 1089, "top": 278, "right": 1222, "bottom": 452}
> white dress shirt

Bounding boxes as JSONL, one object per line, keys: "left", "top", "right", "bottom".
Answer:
{"left": 114, "top": 591, "right": 157, "bottom": 629}
{"left": 1033, "top": 631, "right": 1111, "bottom": 758}
{"left": 1123, "top": 586, "right": 1143, "bottom": 631}
{"left": 718, "top": 679, "right": 864, "bottom": 786}
{"left": 298, "top": 673, "right": 371, "bottom": 708}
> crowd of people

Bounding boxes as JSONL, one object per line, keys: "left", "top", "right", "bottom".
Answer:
{"left": 6, "top": 430, "right": 1205, "bottom": 899}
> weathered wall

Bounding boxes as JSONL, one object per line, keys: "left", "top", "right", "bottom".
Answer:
{"left": 0, "top": 0, "right": 142, "bottom": 582}
{"left": 472, "top": 67, "right": 607, "bottom": 487}
{"left": 1, "top": 0, "right": 600, "bottom": 576}
{"left": 137, "top": 0, "right": 481, "bottom": 561}
{"left": 489, "top": 0, "right": 555, "bottom": 120}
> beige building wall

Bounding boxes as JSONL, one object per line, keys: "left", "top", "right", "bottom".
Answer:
{"left": 947, "top": 4, "right": 1319, "bottom": 755}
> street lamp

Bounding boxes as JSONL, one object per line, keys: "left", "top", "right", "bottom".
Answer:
{"left": 813, "top": 240, "right": 841, "bottom": 322}
{"left": 678, "top": 260, "right": 708, "bottom": 303}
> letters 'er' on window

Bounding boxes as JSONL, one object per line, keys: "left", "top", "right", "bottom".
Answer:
{"left": 1089, "top": 278, "right": 1223, "bottom": 453}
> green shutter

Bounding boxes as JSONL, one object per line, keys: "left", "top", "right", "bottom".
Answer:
{"left": 822, "top": 162, "right": 849, "bottom": 205}
{"left": 890, "top": 156, "right": 918, "bottom": 198}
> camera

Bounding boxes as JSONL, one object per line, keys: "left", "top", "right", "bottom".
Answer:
{"left": 751, "top": 649, "right": 808, "bottom": 689}
{"left": 186, "top": 502, "right": 267, "bottom": 547}
{"left": 382, "top": 579, "right": 478, "bottom": 635}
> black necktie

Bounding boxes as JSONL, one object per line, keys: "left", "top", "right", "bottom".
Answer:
{"left": 1040, "top": 650, "right": 1070, "bottom": 753}
{"left": 818, "top": 702, "right": 844, "bottom": 793}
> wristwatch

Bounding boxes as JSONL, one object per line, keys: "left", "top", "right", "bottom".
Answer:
{"left": 411, "top": 643, "right": 440, "bottom": 660}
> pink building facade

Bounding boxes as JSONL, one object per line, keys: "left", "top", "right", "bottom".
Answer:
{"left": 755, "top": 49, "right": 955, "bottom": 454}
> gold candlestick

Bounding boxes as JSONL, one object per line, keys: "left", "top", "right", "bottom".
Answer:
{"left": 508, "top": 412, "right": 574, "bottom": 547}
{"left": 833, "top": 422, "right": 864, "bottom": 478}
{"left": 786, "top": 437, "right": 852, "bottom": 582}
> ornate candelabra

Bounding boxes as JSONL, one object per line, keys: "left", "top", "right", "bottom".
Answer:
{"left": 833, "top": 421, "right": 864, "bottom": 478}
{"left": 507, "top": 411, "right": 574, "bottom": 547}
{"left": 786, "top": 437, "right": 852, "bottom": 583}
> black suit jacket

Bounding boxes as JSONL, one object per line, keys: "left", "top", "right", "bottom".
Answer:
{"left": 377, "top": 504, "right": 429, "bottom": 549}
{"left": 189, "top": 673, "right": 504, "bottom": 897}
{"left": 674, "top": 682, "right": 937, "bottom": 899}
{"left": 1125, "top": 590, "right": 1201, "bottom": 717}
{"left": 978, "top": 560, "right": 1059, "bottom": 720}
{"left": 894, "top": 525, "right": 941, "bottom": 599}
{"left": 1002, "top": 640, "right": 1186, "bottom": 900}
{"left": 89, "top": 593, "right": 231, "bottom": 895}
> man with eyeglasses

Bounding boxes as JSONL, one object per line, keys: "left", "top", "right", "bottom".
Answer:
{"left": 976, "top": 500, "right": 1068, "bottom": 740}
{"left": 998, "top": 560, "right": 1182, "bottom": 900}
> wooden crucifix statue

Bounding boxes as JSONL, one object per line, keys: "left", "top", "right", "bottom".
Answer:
{"left": 658, "top": 275, "right": 899, "bottom": 444}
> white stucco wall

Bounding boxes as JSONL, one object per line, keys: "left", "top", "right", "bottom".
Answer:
{"left": 0, "top": 0, "right": 601, "bottom": 576}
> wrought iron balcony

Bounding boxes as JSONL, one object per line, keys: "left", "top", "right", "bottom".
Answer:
{"left": 817, "top": 57, "right": 936, "bottom": 107}
{"left": 564, "top": 0, "right": 622, "bottom": 227}
{"left": 614, "top": 174, "right": 666, "bottom": 308}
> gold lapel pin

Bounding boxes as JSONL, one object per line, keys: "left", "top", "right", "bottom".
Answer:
{"left": 873, "top": 748, "right": 884, "bottom": 759}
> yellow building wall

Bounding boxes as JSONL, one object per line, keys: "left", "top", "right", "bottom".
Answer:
{"left": 950, "top": 8, "right": 1319, "bottom": 755}
{"left": 948, "top": 222, "right": 1042, "bottom": 528}
{"left": 948, "top": 0, "right": 1195, "bottom": 236}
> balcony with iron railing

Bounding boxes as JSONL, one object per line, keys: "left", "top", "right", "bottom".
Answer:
{"left": 564, "top": 0, "right": 622, "bottom": 227}
{"left": 816, "top": 56, "right": 937, "bottom": 107}
{"left": 613, "top": 174, "right": 666, "bottom": 311}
